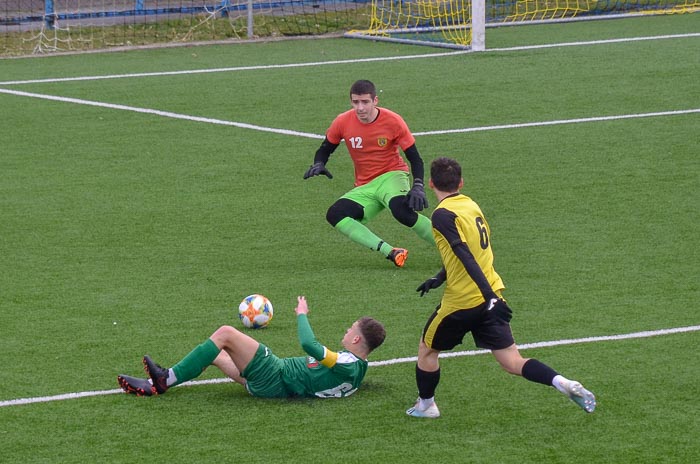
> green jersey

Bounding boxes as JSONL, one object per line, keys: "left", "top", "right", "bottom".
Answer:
{"left": 242, "top": 314, "right": 368, "bottom": 398}
{"left": 282, "top": 314, "right": 368, "bottom": 398}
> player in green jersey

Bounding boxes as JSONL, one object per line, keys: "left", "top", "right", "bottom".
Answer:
{"left": 118, "top": 296, "right": 385, "bottom": 399}
{"left": 406, "top": 157, "right": 596, "bottom": 418}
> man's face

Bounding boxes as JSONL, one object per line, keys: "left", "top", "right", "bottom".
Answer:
{"left": 342, "top": 321, "right": 361, "bottom": 349}
{"left": 350, "top": 93, "right": 378, "bottom": 124}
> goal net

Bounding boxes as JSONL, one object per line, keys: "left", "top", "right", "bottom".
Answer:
{"left": 345, "top": 0, "right": 700, "bottom": 50}
{"left": 1, "top": 0, "right": 371, "bottom": 57}
{"left": 2, "top": 0, "right": 696, "bottom": 56}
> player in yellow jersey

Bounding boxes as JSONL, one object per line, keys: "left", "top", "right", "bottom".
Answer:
{"left": 303, "top": 80, "right": 435, "bottom": 267}
{"left": 406, "top": 157, "right": 596, "bottom": 418}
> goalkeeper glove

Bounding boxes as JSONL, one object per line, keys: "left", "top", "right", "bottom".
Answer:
{"left": 416, "top": 274, "right": 445, "bottom": 297}
{"left": 486, "top": 298, "right": 513, "bottom": 323}
{"left": 406, "top": 179, "right": 428, "bottom": 211}
{"left": 303, "top": 162, "right": 333, "bottom": 179}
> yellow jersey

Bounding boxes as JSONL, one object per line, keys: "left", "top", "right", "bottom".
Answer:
{"left": 432, "top": 193, "right": 505, "bottom": 312}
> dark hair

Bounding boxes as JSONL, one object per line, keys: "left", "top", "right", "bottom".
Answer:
{"left": 357, "top": 316, "right": 386, "bottom": 352}
{"left": 430, "top": 157, "right": 462, "bottom": 192}
{"left": 350, "top": 80, "right": 377, "bottom": 99}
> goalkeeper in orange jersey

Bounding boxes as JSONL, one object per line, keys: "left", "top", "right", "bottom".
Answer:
{"left": 118, "top": 296, "right": 386, "bottom": 399}
{"left": 304, "top": 79, "right": 435, "bottom": 268}
{"left": 406, "top": 157, "right": 596, "bottom": 418}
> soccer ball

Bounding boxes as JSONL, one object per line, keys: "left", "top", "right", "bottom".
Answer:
{"left": 238, "top": 294, "right": 273, "bottom": 329}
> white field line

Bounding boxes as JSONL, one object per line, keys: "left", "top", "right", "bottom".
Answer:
{"left": 487, "top": 32, "right": 700, "bottom": 52}
{"left": 0, "top": 88, "right": 324, "bottom": 139}
{"left": 1, "top": 325, "right": 698, "bottom": 408}
{"left": 0, "top": 33, "right": 698, "bottom": 86}
{"left": 0, "top": 88, "right": 697, "bottom": 138}
{"left": 412, "top": 109, "right": 700, "bottom": 136}
{"left": 0, "top": 50, "right": 470, "bottom": 86}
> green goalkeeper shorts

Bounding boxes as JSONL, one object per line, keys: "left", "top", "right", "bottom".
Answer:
{"left": 341, "top": 170, "right": 410, "bottom": 223}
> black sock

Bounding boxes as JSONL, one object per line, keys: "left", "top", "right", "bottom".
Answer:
{"left": 521, "top": 359, "right": 558, "bottom": 386}
{"left": 416, "top": 365, "right": 440, "bottom": 399}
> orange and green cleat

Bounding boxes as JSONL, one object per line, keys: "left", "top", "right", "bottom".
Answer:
{"left": 387, "top": 248, "right": 408, "bottom": 267}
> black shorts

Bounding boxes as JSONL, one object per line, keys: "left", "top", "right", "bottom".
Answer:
{"left": 422, "top": 301, "right": 515, "bottom": 351}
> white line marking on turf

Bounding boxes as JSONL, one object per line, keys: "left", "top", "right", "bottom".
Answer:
{"left": 488, "top": 32, "right": 700, "bottom": 52}
{"left": 370, "top": 324, "right": 700, "bottom": 366}
{"left": 0, "top": 51, "right": 469, "bottom": 86}
{"left": 413, "top": 109, "right": 700, "bottom": 136}
{"left": 0, "top": 88, "right": 323, "bottom": 139}
{"left": 1, "top": 325, "right": 698, "bottom": 408}
{"left": 0, "top": 33, "right": 697, "bottom": 86}
{"left": 0, "top": 88, "right": 697, "bottom": 139}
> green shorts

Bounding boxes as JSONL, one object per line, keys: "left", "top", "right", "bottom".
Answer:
{"left": 341, "top": 171, "right": 410, "bottom": 223}
{"left": 241, "top": 344, "right": 290, "bottom": 398}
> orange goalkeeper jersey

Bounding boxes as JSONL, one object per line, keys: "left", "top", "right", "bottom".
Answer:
{"left": 326, "top": 107, "right": 415, "bottom": 186}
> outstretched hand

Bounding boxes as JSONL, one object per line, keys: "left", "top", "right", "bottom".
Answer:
{"left": 486, "top": 298, "right": 512, "bottom": 323}
{"left": 416, "top": 276, "right": 445, "bottom": 297}
{"left": 303, "top": 162, "right": 333, "bottom": 179}
{"left": 295, "top": 296, "right": 309, "bottom": 316}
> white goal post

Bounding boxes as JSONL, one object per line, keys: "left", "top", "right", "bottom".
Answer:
{"left": 472, "top": 0, "right": 486, "bottom": 51}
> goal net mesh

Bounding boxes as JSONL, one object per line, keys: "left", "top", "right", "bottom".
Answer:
{"left": 347, "top": 0, "right": 699, "bottom": 49}
{"left": 1, "top": 0, "right": 697, "bottom": 56}
{"left": 1, "top": 0, "right": 372, "bottom": 56}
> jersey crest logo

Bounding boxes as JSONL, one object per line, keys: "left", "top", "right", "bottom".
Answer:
{"left": 377, "top": 137, "right": 388, "bottom": 147}
{"left": 306, "top": 356, "right": 319, "bottom": 368}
